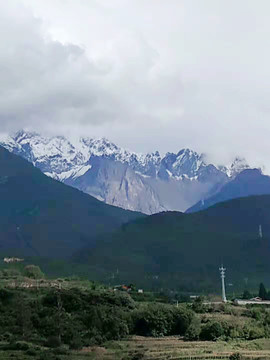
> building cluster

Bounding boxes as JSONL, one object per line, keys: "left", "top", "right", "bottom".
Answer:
{"left": 234, "top": 297, "right": 270, "bottom": 305}
{"left": 3, "top": 257, "right": 24, "bottom": 263}
{"left": 8, "top": 279, "right": 63, "bottom": 289}
{"left": 113, "top": 284, "right": 143, "bottom": 293}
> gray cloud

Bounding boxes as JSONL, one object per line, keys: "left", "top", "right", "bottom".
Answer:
{"left": 0, "top": 2, "right": 120, "bottom": 130}
{"left": 1, "top": 1, "right": 270, "bottom": 171}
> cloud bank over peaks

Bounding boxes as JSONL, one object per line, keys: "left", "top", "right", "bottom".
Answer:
{"left": 1, "top": 1, "right": 270, "bottom": 172}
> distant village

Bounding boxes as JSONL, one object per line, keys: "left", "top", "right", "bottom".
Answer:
{"left": 3, "top": 257, "right": 24, "bottom": 264}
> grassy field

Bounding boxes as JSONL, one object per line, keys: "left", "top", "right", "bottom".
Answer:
{"left": 2, "top": 337, "right": 270, "bottom": 360}
{"left": 103, "top": 337, "right": 270, "bottom": 360}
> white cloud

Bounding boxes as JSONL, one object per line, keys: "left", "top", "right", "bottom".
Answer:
{"left": 1, "top": 0, "right": 270, "bottom": 171}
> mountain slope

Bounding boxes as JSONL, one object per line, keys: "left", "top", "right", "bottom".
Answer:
{"left": 0, "top": 146, "right": 142, "bottom": 258}
{"left": 186, "top": 169, "right": 270, "bottom": 213}
{"left": 0, "top": 131, "right": 245, "bottom": 214}
{"left": 76, "top": 195, "right": 270, "bottom": 290}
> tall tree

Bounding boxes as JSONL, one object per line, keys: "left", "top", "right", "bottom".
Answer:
{"left": 259, "top": 283, "right": 267, "bottom": 300}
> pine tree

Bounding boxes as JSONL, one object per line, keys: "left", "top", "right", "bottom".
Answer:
{"left": 259, "top": 283, "right": 267, "bottom": 300}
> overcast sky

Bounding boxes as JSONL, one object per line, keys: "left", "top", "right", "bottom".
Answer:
{"left": 1, "top": 0, "right": 270, "bottom": 169}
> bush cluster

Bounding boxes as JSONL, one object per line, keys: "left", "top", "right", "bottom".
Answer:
{"left": 0, "top": 286, "right": 268, "bottom": 353}
{"left": 0, "top": 287, "right": 196, "bottom": 350}
{"left": 131, "top": 303, "right": 194, "bottom": 337}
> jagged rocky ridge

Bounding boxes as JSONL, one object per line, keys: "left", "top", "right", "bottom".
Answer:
{"left": 0, "top": 131, "right": 250, "bottom": 214}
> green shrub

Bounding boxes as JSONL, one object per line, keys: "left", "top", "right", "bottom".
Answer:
{"left": 132, "top": 303, "right": 194, "bottom": 337}
{"left": 191, "top": 297, "right": 208, "bottom": 313}
{"left": 82, "top": 305, "right": 130, "bottom": 344}
{"left": 123, "top": 351, "right": 145, "bottom": 360}
{"left": 2, "top": 268, "right": 21, "bottom": 278}
{"left": 1, "top": 332, "right": 13, "bottom": 341}
{"left": 70, "top": 338, "right": 82, "bottom": 350}
{"left": 229, "top": 353, "right": 242, "bottom": 360}
{"left": 38, "top": 351, "right": 61, "bottom": 360}
{"left": 245, "top": 325, "right": 265, "bottom": 340}
{"left": 24, "top": 265, "right": 44, "bottom": 279}
{"left": 0, "top": 289, "right": 14, "bottom": 303}
{"left": 228, "top": 327, "right": 244, "bottom": 339}
{"left": 14, "top": 341, "right": 30, "bottom": 351}
{"left": 173, "top": 307, "right": 195, "bottom": 334}
{"left": 132, "top": 304, "right": 171, "bottom": 337}
{"left": 250, "top": 308, "right": 264, "bottom": 321}
{"left": 184, "top": 317, "right": 201, "bottom": 340}
{"left": 200, "top": 321, "right": 224, "bottom": 341}
{"left": 52, "top": 346, "right": 69, "bottom": 355}
{"left": 46, "top": 336, "right": 61, "bottom": 348}
{"left": 25, "top": 348, "right": 38, "bottom": 356}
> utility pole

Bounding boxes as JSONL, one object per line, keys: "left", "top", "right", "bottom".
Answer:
{"left": 219, "top": 265, "right": 227, "bottom": 303}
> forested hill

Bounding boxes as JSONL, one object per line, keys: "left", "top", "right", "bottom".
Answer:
{"left": 77, "top": 195, "right": 270, "bottom": 290}
{"left": 0, "top": 146, "right": 143, "bottom": 258}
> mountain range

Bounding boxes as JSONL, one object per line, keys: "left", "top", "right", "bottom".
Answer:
{"left": 1, "top": 143, "right": 270, "bottom": 290}
{"left": 0, "top": 131, "right": 251, "bottom": 214}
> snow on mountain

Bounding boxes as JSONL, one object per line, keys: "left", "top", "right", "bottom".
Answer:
{"left": 226, "top": 157, "right": 250, "bottom": 178}
{"left": 0, "top": 131, "right": 161, "bottom": 178}
{"left": 45, "top": 164, "right": 92, "bottom": 181}
{"left": 0, "top": 130, "right": 251, "bottom": 214}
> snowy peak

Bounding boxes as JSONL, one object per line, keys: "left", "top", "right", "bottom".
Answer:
{"left": 0, "top": 129, "right": 255, "bottom": 214}
{"left": 227, "top": 157, "right": 250, "bottom": 178}
{"left": 8, "top": 131, "right": 79, "bottom": 174}
{"left": 0, "top": 131, "right": 162, "bottom": 179}
{"left": 78, "top": 137, "right": 161, "bottom": 177}
{"left": 79, "top": 137, "right": 121, "bottom": 158}
{"left": 0, "top": 133, "right": 18, "bottom": 153}
{"left": 13, "top": 130, "right": 39, "bottom": 142}
{"left": 173, "top": 148, "right": 205, "bottom": 176}
{"left": 0, "top": 130, "right": 249, "bottom": 181}
{"left": 160, "top": 148, "right": 205, "bottom": 178}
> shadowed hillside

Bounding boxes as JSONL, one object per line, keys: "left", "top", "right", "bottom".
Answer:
{"left": 76, "top": 195, "right": 270, "bottom": 290}
{"left": 0, "top": 146, "right": 143, "bottom": 257}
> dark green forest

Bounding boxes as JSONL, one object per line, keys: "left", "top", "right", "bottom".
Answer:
{"left": 75, "top": 195, "right": 270, "bottom": 291}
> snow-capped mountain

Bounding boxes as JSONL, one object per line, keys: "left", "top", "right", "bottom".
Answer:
{"left": 0, "top": 130, "right": 249, "bottom": 214}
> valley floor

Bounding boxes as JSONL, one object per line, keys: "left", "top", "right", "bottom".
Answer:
{"left": 3, "top": 337, "right": 270, "bottom": 360}
{"left": 90, "top": 337, "right": 270, "bottom": 359}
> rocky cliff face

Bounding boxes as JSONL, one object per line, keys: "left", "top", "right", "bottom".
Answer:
{"left": 0, "top": 131, "right": 249, "bottom": 214}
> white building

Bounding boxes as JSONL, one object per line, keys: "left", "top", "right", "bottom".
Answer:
{"left": 234, "top": 297, "right": 270, "bottom": 305}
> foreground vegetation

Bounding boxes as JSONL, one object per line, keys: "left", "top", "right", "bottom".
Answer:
{"left": 1, "top": 265, "right": 270, "bottom": 359}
